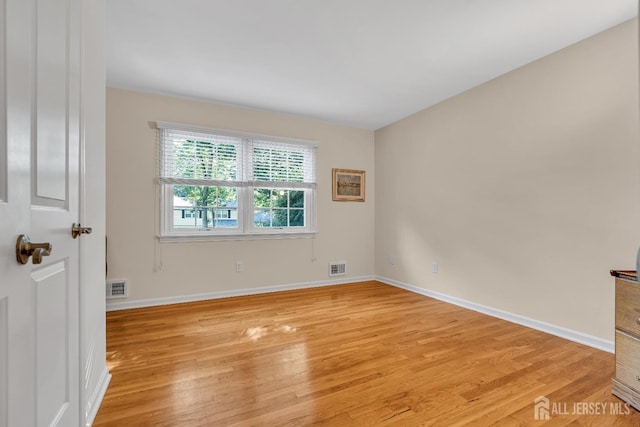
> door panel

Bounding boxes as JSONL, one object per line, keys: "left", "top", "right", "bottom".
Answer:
{"left": 33, "top": 261, "right": 70, "bottom": 426}
{"left": 35, "top": 0, "right": 68, "bottom": 204}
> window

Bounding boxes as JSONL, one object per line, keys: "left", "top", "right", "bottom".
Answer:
{"left": 157, "top": 122, "right": 317, "bottom": 239}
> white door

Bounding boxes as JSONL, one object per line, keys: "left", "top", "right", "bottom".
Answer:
{"left": 0, "top": 0, "right": 82, "bottom": 425}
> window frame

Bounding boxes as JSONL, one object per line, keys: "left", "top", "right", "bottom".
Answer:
{"left": 157, "top": 122, "right": 318, "bottom": 241}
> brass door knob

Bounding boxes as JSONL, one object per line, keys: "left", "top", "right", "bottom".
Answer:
{"left": 16, "top": 234, "right": 52, "bottom": 265}
{"left": 71, "top": 223, "right": 93, "bottom": 239}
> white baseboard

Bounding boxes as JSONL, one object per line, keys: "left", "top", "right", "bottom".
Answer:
{"left": 377, "top": 276, "right": 614, "bottom": 354}
{"left": 85, "top": 366, "right": 111, "bottom": 427}
{"left": 106, "top": 275, "right": 376, "bottom": 311}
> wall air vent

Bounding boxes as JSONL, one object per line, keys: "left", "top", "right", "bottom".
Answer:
{"left": 329, "top": 262, "right": 347, "bottom": 277}
{"left": 106, "top": 279, "right": 129, "bottom": 299}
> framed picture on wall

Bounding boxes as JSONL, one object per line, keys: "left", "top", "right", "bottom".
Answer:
{"left": 332, "top": 168, "right": 365, "bottom": 202}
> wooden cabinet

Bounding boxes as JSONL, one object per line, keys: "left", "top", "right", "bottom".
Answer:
{"left": 612, "top": 270, "right": 640, "bottom": 410}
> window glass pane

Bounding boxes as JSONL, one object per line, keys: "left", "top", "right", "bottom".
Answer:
{"left": 252, "top": 188, "right": 306, "bottom": 228}
{"left": 273, "top": 189, "right": 288, "bottom": 207}
{"left": 290, "top": 190, "right": 304, "bottom": 208}
{"left": 272, "top": 209, "right": 288, "bottom": 227}
{"left": 290, "top": 209, "right": 304, "bottom": 227}
{"left": 254, "top": 188, "right": 271, "bottom": 209}
{"left": 173, "top": 185, "right": 238, "bottom": 229}
{"left": 254, "top": 208, "right": 271, "bottom": 228}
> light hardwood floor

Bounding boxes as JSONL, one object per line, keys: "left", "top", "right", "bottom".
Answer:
{"left": 94, "top": 281, "right": 640, "bottom": 426}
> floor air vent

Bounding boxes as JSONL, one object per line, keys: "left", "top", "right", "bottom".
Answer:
{"left": 329, "top": 262, "right": 347, "bottom": 277}
{"left": 106, "top": 279, "right": 129, "bottom": 299}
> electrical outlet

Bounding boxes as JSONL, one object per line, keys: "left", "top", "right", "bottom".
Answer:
{"left": 389, "top": 255, "right": 396, "bottom": 265}
{"left": 236, "top": 261, "right": 243, "bottom": 272}
{"left": 432, "top": 262, "right": 438, "bottom": 274}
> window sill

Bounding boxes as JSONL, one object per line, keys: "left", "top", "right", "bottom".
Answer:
{"left": 158, "top": 231, "right": 317, "bottom": 243}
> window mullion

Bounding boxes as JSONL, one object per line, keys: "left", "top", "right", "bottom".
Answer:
{"left": 243, "top": 138, "right": 251, "bottom": 232}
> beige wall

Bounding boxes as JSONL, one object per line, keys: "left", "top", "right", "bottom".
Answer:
{"left": 106, "top": 89, "right": 375, "bottom": 304}
{"left": 375, "top": 19, "right": 640, "bottom": 341}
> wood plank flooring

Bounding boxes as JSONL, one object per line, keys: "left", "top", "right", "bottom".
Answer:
{"left": 94, "top": 281, "right": 640, "bottom": 426}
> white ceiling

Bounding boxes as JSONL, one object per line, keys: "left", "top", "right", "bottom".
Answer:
{"left": 107, "top": 0, "right": 637, "bottom": 130}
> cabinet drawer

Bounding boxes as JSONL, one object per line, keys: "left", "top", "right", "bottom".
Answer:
{"left": 617, "top": 363, "right": 640, "bottom": 393}
{"left": 616, "top": 279, "right": 640, "bottom": 336}
{"left": 616, "top": 331, "right": 640, "bottom": 392}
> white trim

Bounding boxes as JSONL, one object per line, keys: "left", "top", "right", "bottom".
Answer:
{"left": 377, "top": 276, "right": 614, "bottom": 354}
{"left": 106, "top": 275, "right": 376, "bottom": 311}
{"left": 158, "top": 231, "right": 317, "bottom": 243}
{"left": 155, "top": 120, "right": 319, "bottom": 147}
{"left": 85, "top": 367, "right": 111, "bottom": 427}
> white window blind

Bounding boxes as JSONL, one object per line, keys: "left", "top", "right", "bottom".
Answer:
{"left": 158, "top": 129, "right": 243, "bottom": 187}
{"left": 158, "top": 129, "right": 317, "bottom": 188}
{"left": 250, "top": 140, "right": 316, "bottom": 189}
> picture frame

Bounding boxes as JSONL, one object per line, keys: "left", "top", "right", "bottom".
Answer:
{"left": 332, "top": 168, "right": 365, "bottom": 202}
